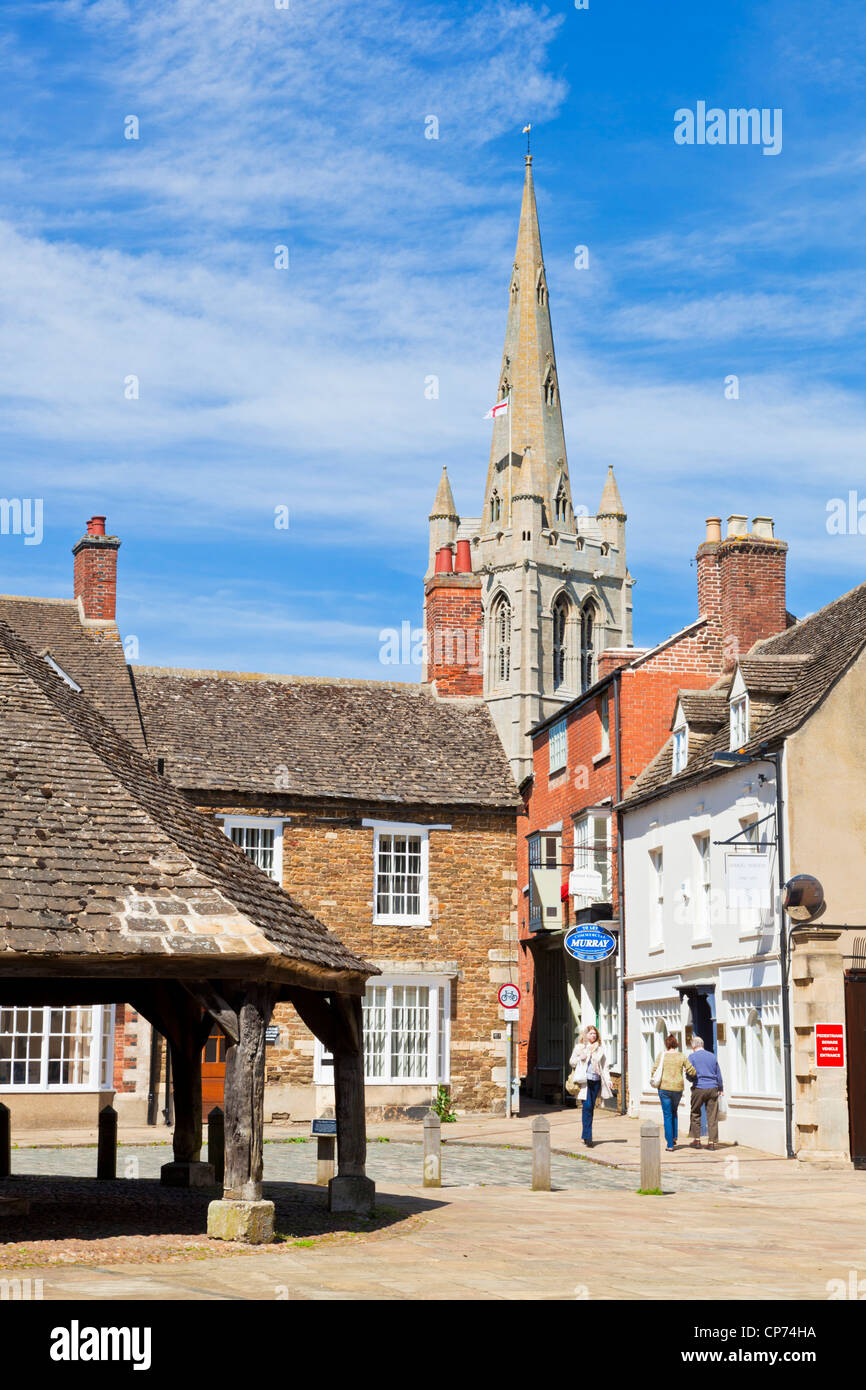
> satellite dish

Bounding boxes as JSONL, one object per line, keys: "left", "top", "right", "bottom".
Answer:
{"left": 782, "top": 874, "right": 825, "bottom": 923}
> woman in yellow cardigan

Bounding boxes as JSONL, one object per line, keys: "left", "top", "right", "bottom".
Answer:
{"left": 652, "top": 1033, "right": 696, "bottom": 1151}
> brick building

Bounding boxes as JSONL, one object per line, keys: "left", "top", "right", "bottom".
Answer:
{"left": 516, "top": 514, "right": 793, "bottom": 1103}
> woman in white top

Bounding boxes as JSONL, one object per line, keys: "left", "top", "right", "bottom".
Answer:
{"left": 569, "top": 1024, "right": 613, "bottom": 1147}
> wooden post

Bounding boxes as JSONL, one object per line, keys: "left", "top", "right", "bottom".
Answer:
{"left": 640, "top": 1120, "right": 661, "bottom": 1191}
{"left": 159, "top": 989, "right": 214, "bottom": 1188}
{"left": 0, "top": 1102, "right": 10, "bottom": 1179}
{"left": 208, "top": 984, "right": 276, "bottom": 1245}
{"left": 97, "top": 1105, "right": 117, "bottom": 1180}
{"left": 328, "top": 994, "right": 375, "bottom": 1215}
{"left": 316, "top": 1136, "right": 336, "bottom": 1186}
{"left": 207, "top": 1107, "right": 225, "bottom": 1186}
{"left": 531, "top": 1114, "right": 551, "bottom": 1191}
{"left": 423, "top": 1112, "right": 442, "bottom": 1187}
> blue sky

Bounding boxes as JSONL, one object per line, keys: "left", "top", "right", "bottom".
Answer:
{"left": 0, "top": 0, "right": 864, "bottom": 677}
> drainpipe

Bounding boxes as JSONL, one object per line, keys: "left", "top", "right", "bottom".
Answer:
{"left": 766, "top": 747, "right": 795, "bottom": 1158}
{"left": 613, "top": 670, "right": 627, "bottom": 1116}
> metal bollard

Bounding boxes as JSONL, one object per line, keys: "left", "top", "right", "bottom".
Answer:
{"left": 531, "top": 1114, "right": 551, "bottom": 1191}
{"left": 423, "top": 1112, "right": 442, "bottom": 1187}
{"left": 207, "top": 1107, "right": 225, "bottom": 1185}
{"left": 0, "top": 1102, "right": 9, "bottom": 1179}
{"left": 640, "top": 1119, "right": 661, "bottom": 1191}
{"left": 97, "top": 1104, "right": 117, "bottom": 1180}
{"left": 316, "top": 1136, "right": 336, "bottom": 1187}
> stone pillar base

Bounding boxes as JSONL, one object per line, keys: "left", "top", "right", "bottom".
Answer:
{"left": 796, "top": 1148, "right": 852, "bottom": 1169}
{"left": 160, "top": 1161, "right": 216, "bottom": 1188}
{"left": 328, "top": 1173, "right": 375, "bottom": 1215}
{"left": 207, "top": 1198, "right": 275, "bottom": 1244}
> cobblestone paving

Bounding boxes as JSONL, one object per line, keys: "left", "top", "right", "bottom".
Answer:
{"left": 13, "top": 1140, "right": 738, "bottom": 1194}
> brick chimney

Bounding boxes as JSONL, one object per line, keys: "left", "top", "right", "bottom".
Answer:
{"left": 73, "top": 516, "right": 120, "bottom": 620}
{"left": 424, "top": 543, "right": 484, "bottom": 696}
{"left": 696, "top": 514, "right": 787, "bottom": 670}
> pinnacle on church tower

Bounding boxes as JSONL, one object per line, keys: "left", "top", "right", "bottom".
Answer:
{"left": 482, "top": 154, "right": 574, "bottom": 532}
{"left": 429, "top": 466, "right": 458, "bottom": 520}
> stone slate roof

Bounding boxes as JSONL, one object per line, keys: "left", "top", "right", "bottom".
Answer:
{"left": 675, "top": 690, "right": 730, "bottom": 728}
{"left": 0, "top": 596, "right": 146, "bottom": 752}
{"left": 0, "top": 618, "right": 372, "bottom": 982}
{"left": 737, "top": 654, "right": 811, "bottom": 693}
{"left": 132, "top": 669, "right": 521, "bottom": 810}
{"left": 623, "top": 579, "right": 866, "bottom": 811}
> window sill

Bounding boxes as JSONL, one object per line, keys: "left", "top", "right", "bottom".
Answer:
{"left": 727, "top": 1093, "right": 784, "bottom": 1110}
{"left": 373, "top": 919, "right": 431, "bottom": 929}
{"left": 647, "top": 943, "right": 665, "bottom": 956}
{"left": 691, "top": 936, "right": 713, "bottom": 949}
{"left": 592, "top": 750, "right": 611, "bottom": 766}
{"left": 548, "top": 765, "right": 567, "bottom": 780}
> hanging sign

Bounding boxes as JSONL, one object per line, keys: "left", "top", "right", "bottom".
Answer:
{"left": 726, "top": 852, "right": 772, "bottom": 912}
{"left": 568, "top": 868, "right": 604, "bottom": 899}
{"left": 815, "top": 1024, "right": 845, "bottom": 1068}
{"left": 563, "top": 924, "right": 617, "bottom": 963}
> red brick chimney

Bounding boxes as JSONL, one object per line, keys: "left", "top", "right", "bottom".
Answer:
{"left": 424, "top": 545, "right": 484, "bottom": 696}
{"left": 73, "top": 516, "right": 120, "bottom": 620}
{"left": 696, "top": 514, "right": 787, "bottom": 670}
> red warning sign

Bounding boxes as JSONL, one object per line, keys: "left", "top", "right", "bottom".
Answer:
{"left": 815, "top": 1024, "right": 845, "bottom": 1068}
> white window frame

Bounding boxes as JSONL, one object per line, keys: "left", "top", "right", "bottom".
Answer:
{"left": 0, "top": 1004, "right": 115, "bottom": 1093}
{"left": 572, "top": 810, "right": 612, "bottom": 907}
{"left": 730, "top": 693, "right": 749, "bottom": 748}
{"left": 693, "top": 831, "right": 712, "bottom": 939}
{"left": 368, "top": 821, "right": 432, "bottom": 926}
{"left": 727, "top": 988, "right": 783, "bottom": 1098}
{"left": 638, "top": 1000, "right": 683, "bottom": 1091}
{"left": 548, "top": 717, "right": 568, "bottom": 774}
{"left": 314, "top": 976, "right": 451, "bottom": 1086}
{"left": 649, "top": 848, "right": 664, "bottom": 949}
{"left": 220, "top": 816, "right": 284, "bottom": 883}
{"left": 672, "top": 717, "right": 688, "bottom": 774}
{"left": 599, "top": 693, "right": 610, "bottom": 757}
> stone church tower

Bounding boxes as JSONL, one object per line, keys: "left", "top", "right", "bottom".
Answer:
{"left": 425, "top": 154, "right": 634, "bottom": 782}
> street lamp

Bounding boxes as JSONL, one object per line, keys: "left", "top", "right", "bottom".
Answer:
{"left": 712, "top": 745, "right": 795, "bottom": 1158}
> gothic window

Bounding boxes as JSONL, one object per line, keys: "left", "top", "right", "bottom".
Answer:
{"left": 553, "top": 595, "right": 569, "bottom": 689}
{"left": 490, "top": 490, "right": 501, "bottom": 523}
{"left": 544, "top": 369, "right": 557, "bottom": 408}
{"left": 580, "top": 603, "right": 596, "bottom": 692}
{"left": 492, "top": 595, "right": 512, "bottom": 687}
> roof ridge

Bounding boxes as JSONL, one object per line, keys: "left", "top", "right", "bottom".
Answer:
{"left": 133, "top": 666, "right": 431, "bottom": 692}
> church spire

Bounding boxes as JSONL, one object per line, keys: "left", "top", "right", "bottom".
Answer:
{"left": 429, "top": 466, "right": 458, "bottom": 520}
{"left": 482, "top": 154, "right": 573, "bottom": 532}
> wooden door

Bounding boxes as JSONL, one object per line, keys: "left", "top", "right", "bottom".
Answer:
{"left": 845, "top": 973, "right": 866, "bottom": 1167}
{"left": 201, "top": 1026, "right": 226, "bottom": 1119}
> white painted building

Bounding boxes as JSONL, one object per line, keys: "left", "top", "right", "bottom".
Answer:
{"left": 622, "top": 749, "right": 786, "bottom": 1154}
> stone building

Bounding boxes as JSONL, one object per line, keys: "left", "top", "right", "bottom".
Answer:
{"left": 424, "top": 155, "right": 633, "bottom": 784}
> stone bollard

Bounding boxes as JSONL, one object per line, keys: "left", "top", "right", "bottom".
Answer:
{"left": 316, "top": 1136, "right": 336, "bottom": 1187}
{"left": 423, "top": 1112, "right": 442, "bottom": 1187}
{"left": 531, "top": 1114, "right": 551, "bottom": 1191}
{"left": 0, "top": 1102, "right": 9, "bottom": 1179}
{"left": 97, "top": 1104, "right": 118, "bottom": 1180}
{"left": 640, "top": 1120, "right": 661, "bottom": 1192}
{"left": 207, "top": 1107, "right": 225, "bottom": 1185}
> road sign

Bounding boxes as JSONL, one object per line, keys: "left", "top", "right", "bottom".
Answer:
{"left": 498, "top": 983, "right": 521, "bottom": 1008}
{"left": 815, "top": 1024, "right": 845, "bottom": 1068}
{"left": 563, "top": 924, "right": 617, "bottom": 963}
{"left": 503, "top": 1007, "right": 519, "bottom": 1021}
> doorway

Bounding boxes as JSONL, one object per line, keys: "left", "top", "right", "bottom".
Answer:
{"left": 201, "top": 1025, "right": 226, "bottom": 1119}
{"left": 681, "top": 986, "right": 717, "bottom": 1052}
{"left": 845, "top": 972, "right": 866, "bottom": 1167}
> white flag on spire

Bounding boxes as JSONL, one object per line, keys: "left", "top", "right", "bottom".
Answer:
{"left": 484, "top": 399, "right": 509, "bottom": 420}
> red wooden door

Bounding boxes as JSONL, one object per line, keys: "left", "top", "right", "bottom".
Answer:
{"left": 845, "top": 973, "right": 866, "bottom": 1167}
{"left": 201, "top": 1026, "right": 226, "bottom": 1119}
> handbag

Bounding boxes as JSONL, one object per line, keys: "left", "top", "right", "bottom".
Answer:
{"left": 565, "top": 1068, "right": 580, "bottom": 1096}
{"left": 650, "top": 1055, "right": 664, "bottom": 1089}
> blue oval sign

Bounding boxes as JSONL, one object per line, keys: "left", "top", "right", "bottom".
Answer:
{"left": 564, "top": 925, "right": 617, "bottom": 963}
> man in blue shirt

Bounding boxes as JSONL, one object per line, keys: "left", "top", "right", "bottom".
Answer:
{"left": 688, "top": 1036, "right": 724, "bottom": 1150}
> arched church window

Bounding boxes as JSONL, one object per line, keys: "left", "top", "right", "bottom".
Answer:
{"left": 490, "top": 490, "right": 501, "bottom": 523}
{"left": 553, "top": 595, "right": 569, "bottom": 689}
{"left": 492, "top": 595, "right": 512, "bottom": 686}
{"left": 580, "top": 603, "right": 596, "bottom": 692}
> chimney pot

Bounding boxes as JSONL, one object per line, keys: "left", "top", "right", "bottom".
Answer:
{"left": 726, "top": 514, "right": 749, "bottom": 538}
{"left": 751, "top": 516, "right": 774, "bottom": 539}
{"left": 434, "top": 544, "right": 454, "bottom": 574}
{"left": 705, "top": 517, "right": 722, "bottom": 544}
{"left": 454, "top": 538, "right": 472, "bottom": 573}
{"left": 87, "top": 515, "right": 107, "bottom": 537}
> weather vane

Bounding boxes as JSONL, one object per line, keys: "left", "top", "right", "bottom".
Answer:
{"left": 523, "top": 123, "right": 531, "bottom": 156}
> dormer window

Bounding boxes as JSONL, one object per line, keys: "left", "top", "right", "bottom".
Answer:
{"left": 730, "top": 694, "right": 749, "bottom": 748}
